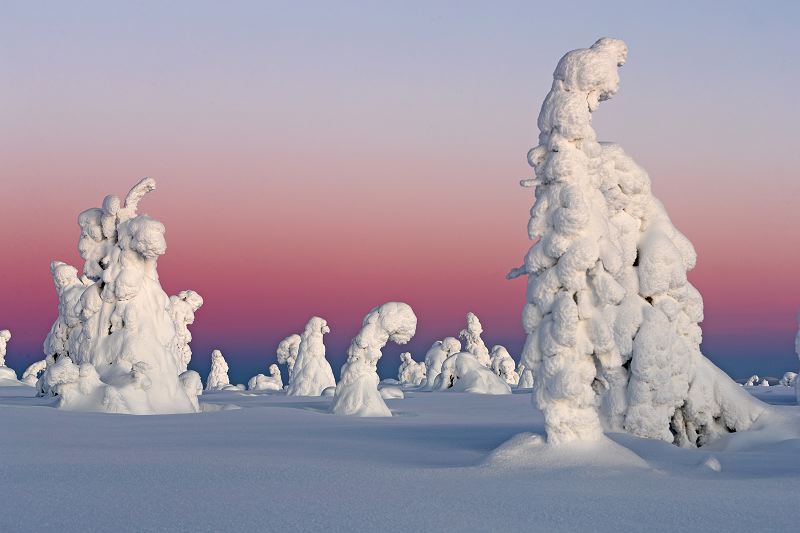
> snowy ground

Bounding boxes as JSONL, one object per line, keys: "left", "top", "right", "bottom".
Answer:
{"left": 1, "top": 383, "right": 798, "bottom": 532}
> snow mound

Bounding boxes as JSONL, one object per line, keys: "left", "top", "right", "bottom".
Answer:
{"left": 248, "top": 364, "right": 283, "bottom": 391}
{"left": 459, "top": 312, "right": 491, "bottom": 367}
{"left": 422, "top": 337, "right": 461, "bottom": 390}
{"left": 37, "top": 178, "right": 201, "bottom": 414}
{"left": 286, "top": 317, "right": 335, "bottom": 396}
{"left": 490, "top": 345, "right": 520, "bottom": 386}
{"left": 276, "top": 334, "right": 301, "bottom": 384}
{"left": 397, "top": 352, "right": 426, "bottom": 387}
{"left": 433, "top": 352, "right": 512, "bottom": 395}
{"left": 510, "top": 38, "right": 764, "bottom": 446}
{"left": 331, "top": 302, "right": 417, "bottom": 416}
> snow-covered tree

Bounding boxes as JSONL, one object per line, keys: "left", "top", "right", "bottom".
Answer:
{"left": 276, "top": 334, "right": 301, "bottom": 382}
{"left": 179, "top": 370, "right": 203, "bottom": 411}
{"left": 287, "top": 317, "right": 335, "bottom": 396}
{"left": 516, "top": 362, "right": 534, "bottom": 389}
{"left": 759, "top": 379, "right": 770, "bottom": 387}
{"left": 331, "top": 302, "right": 417, "bottom": 417}
{"left": 248, "top": 364, "right": 284, "bottom": 391}
{"left": 423, "top": 337, "right": 461, "bottom": 390}
{"left": 796, "top": 312, "right": 800, "bottom": 404}
{"left": 779, "top": 372, "right": 797, "bottom": 387}
{"left": 21, "top": 360, "right": 46, "bottom": 386}
{"left": 206, "top": 350, "right": 232, "bottom": 391}
{"left": 0, "top": 330, "right": 17, "bottom": 381}
{"left": 509, "top": 38, "right": 764, "bottom": 446}
{"left": 170, "top": 290, "right": 204, "bottom": 373}
{"left": 397, "top": 352, "right": 426, "bottom": 387}
{"left": 490, "top": 346, "right": 520, "bottom": 386}
{"left": 745, "top": 375, "right": 760, "bottom": 387}
{"left": 37, "top": 179, "right": 200, "bottom": 413}
{"left": 459, "top": 313, "right": 491, "bottom": 367}
{"left": 433, "top": 352, "right": 511, "bottom": 395}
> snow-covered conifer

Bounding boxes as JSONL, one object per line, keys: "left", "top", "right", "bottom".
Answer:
{"left": 206, "top": 350, "right": 232, "bottom": 391}
{"left": 287, "top": 317, "right": 335, "bottom": 396}
{"left": 745, "top": 375, "right": 760, "bottom": 387}
{"left": 331, "top": 302, "right": 417, "bottom": 416}
{"left": 170, "top": 290, "right": 204, "bottom": 373}
{"left": 490, "top": 346, "right": 520, "bottom": 386}
{"left": 516, "top": 362, "right": 534, "bottom": 389}
{"left": 397, "top": 352, "right": 426, "bottom": 387}
{"left": 248, "top": 364, "right": 284, "bottom": 391}
{"left": 459, "top": 313, "right": 491, "bottom": 367}
{"left": 0, "top": 330, "right": 17, "bottom": 381}
{"left": 433, "top": 352, "right": 512, "bottom": 395}
{"left": 779, "top": 372, "right": 796, "bottom": 387}
{"left": 510, "top": 38, "right": 763, "bottom": 446}
{"left": 276, "top": 334, "right": 301, "bottom": 382}
{"left": 21, "top": 360, "right": 46, "bottom": 386}
{"left": 423, "top": 337, "right": 461, "bottom": 390}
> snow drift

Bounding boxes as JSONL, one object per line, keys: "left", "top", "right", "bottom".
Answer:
{"left": 331, "top": 302, "right": 417, "bottom": 416}
{"left": 509, "top": 38, "right": 764, "bottom": 446}
{"left": 37, "top": 178, "right": 202, "bottom": 414}
{"left": 286, "top": 317, "right": 335, "bottom": 396}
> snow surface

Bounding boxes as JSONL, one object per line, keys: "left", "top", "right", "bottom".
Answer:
{"left": 0, "top": 384, "right": 796, "bottom": 532}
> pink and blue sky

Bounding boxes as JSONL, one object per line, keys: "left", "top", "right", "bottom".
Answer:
{"left": 1, "top": 1, "right": 798, "bottom": 383}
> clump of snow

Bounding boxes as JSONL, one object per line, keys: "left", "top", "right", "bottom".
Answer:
{"left": 276, "top": 334, "right": 301, "bottom": 383}
{"left": 422, "top": 337, "right": 461, "bottom": 390}
{"left": 397, "top": 352, "right": 426, "bottom": 386}
{"left": 459, "top": 312, "right": 491, "bottom": 367}
{"left": 379, "top": 385, "right": 404, "bottom": 400}
{"left": 37, "top": 179, "right": 201, "bottom": 414}
{"left": 490, "top": 345, "right": 520, "bottom": 386}
{"left": 21, "top": 360, "right": 47, "bottom": 386}
{"left": 331, "top": 302, "right": 417, "bottom": 416}
{"left": 0, "top": 330, "right": 17, "bottom": 381}
{"left": 170, "top": 290, "right": 203, "bottom": 373}
{"left": 778, "top": 372, "right": 796, "bottom": 387}
{"left": 700, "top": 456, "right": 722, "bottom": 473}
{"left": 510, "top": 38, "right": 764, "bottom": 446}
{"left": 433, "top": 352, "right": 512, "bottom": 395}
{"left": 287, "top": 317, "right": 335, "bottom": 396}
{"left": 248, "top": 364, "right": 283, "bottom": 391}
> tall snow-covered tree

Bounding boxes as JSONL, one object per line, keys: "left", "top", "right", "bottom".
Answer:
{"left": 459, "top": 313, "right": 491, "bottom": 367}
{"left": 206, "top": 350, "right": 232, "bottom": 391}
{"left": 276, "top": 333, "right": 301, "bottom": 383}
{"left": 509, "top": 38, "right": 764, "bottom": 446}
{"left": 286, "top": 317, "right": 335, "bottom": 396}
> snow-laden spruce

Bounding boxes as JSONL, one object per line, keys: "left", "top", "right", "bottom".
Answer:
{"left": 397, "top": 352, "right": 426, "bottom": 387}
{"left": 459, "top": 313, "right": 491, "bottom": 367}
{"left": 21, "top": 360, "right": 46, "bottom": 386}
{"left": 490, "top": 346, "right": 520, "bottom": 386}
{"left": 37, "top": 179, "right": 203, "bottom": 414}
{"left": 516, "top": 361, "right": 534, "bottom": 389}
{"left": 248, "top": 364, "right": 283, "bottom": 391}
{"left": 744, "top": 375, "right": 760, "bottom": 387}
{"left": 331, "top": 302, "right": 417, "bottom": 416}
{"left": 423, "top": 337, "right": 461, "bottom": 390}
{"left": 286, "top": 317, "right": 335, "bottom": 396}
{"left": 433, "top": 352, "right": 512, "bottom": 395}
{"left": 779, "top": 372, "right": 796, "bottom": 387}
{"left": 206, "top": 350, "right": 233, "bottom": 391}
{"left": 0, "top": 330, "right": 17, "bottom": 381}
{"left": 170, "top": 290, "right": 203, "bottom": 373}
{"left": 509, "top": 38, "right": 764, "bottom": 446}
{"left": 276, "top": 334, "right": 301, "bottom": 383}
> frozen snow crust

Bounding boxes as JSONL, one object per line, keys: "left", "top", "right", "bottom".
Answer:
{"left": 37, "top": 178, "right": 201, "bottom": 414}
{"left": 511, "top": 38, "right": 765, "bottom": 446}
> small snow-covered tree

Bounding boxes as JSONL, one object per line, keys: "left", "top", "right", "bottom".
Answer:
{"left": 287, "top": 317, "right": 335, "bottom": 396}
{"left": 170, "top": 290, "right": 204, "bottom": 373}
{"left": 509, "top": 38, "right": 764, "bottom": 446}
{"left": 516, "top": 362, "right": 534, "bottom": 389}
{"left": 331, "top": 302, "right": 417, "bottom": 417}
{"left": 490, "top": 346, "right": 520, "bottom": 386}
{"left": 459, "top": 313, "right": 491, "bottom": 367}
{"left": 0, "top": 330, "right": 17, "bottom": 381}
{"left": 21, "top": 360, "right": 46, "bottom": 386}
{"left": 276, "top": 334, "right": 301, "bottom": 383}
{"left": 796, "top": 312, "right": 800, "bottom": 404}
{"left": 759, "top": 379, "right": 770, "bottom": 387}
{"left": 779, "top": 372, "right": 797, "bottom": 387}
{"left": 397, "top": 352, "right": 426, "bottom": 386}
{"left": 179, "top": 370, "right": 203, "bottom": 411}
{"left": 206, "top": 350, "right": 231, "bottom": 391}
{"left": 745, "top": 375, "right": 760, "bottom": 387}
{"left": 433, "top": 352, "right": 512, "bottom": 395}
{"left": 423, "top": 337, "right": 461, "bottom": 390}
{"left": 248, "top": 364, "right": 284, "bottom": 391}
{"left": 37, "top": 178, "right": 201, "bottom": 414}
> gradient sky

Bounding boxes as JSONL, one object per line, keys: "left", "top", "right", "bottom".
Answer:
{"left": 1, "top": 1, "right": 799, "bottom": 384}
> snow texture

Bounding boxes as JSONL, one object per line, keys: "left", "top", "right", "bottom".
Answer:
{"left": 511, "top": 38, "right": 764, "bottom": 446}
{"left": 422, "top": 337, "right": 461, "bottom": 390}
{"left": 331, "top": 302, "right": 417, "bottom": 416}
{"left": 433, "top": 352, "right": 512, "bottom": 395}
{"left": 248, "top": 364, "right": 284, "bottom": 391}
{"left": 286, "top": 317, "right": 335, "bottom": 396}
{"left": 490, "top": 345, "right": 520, "bottom": 386}
{"left": 459, "top": 312, "right": 491, "bottom": 367}
{"left": 397, "top": 352, "right": 426, "bottom": 386}
{"left": 276, "top": 333, "right": 301, "bottom": 382}
{"left": 38, "top": 178, "right": 201, "bottom": 414}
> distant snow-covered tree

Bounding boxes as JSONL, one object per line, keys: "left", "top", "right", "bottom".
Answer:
{"left": 276, "top": 334, "right": 301, "bottom": 383}
{"left": 397, "top": 352, "right": 426, "bottom": 387}
{"left": 490, "top": 346, "right": 519, "bottom": 386}
{"left": 287, "top": 317, "right": 335, "bottom": 396}
{"left": 433, "top": 352, "right": 511, "bottom": 395}
{"left": 459, "top": 313, "right": 491, "bottom": 367}
{"left": 206, "top": 350, "right": 232, "bottom": 391}
{"left": 248, "top": 364, "right": 283, "bottom": 391}
{"left": 423, "top": 337, "right": 461, "bottom": 390}
{"left": 0, "top": 330, "right": 17, "bottom": 381}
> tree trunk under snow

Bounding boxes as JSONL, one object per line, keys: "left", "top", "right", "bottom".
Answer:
{"left": 510, "top": 38, "right": 764, "bottom": 446}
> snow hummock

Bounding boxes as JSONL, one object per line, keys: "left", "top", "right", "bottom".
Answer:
{"left": 459, "top": 312, "right": 491, "bottom": 367}
{"left": 433, "top": 352, "right": 512, "bottom": 395}
{"left": 422, "top": 337, "right": 461, "bottom": 390}
{"left": 276, "top": 333, "right": 301, "bottom": 383}
{"left": 397, "top": 352, "right": 426, "bottom": 387}
{"left": 0, "top": 330, "right": 17, "bottom": 382}
{"left": 248, "top": 364, "right": 284, "bottom": 391}
{"left": 489, "top": 345, "right": 520, "bottom": 386}
{"left": 510, "top": 38, "right": 764, "bottom": 446}
{"left": 286, "top": 317, "right": 335, "bottom": 397}
{"left": 37, "top": 178, "right": 201, "bottom": 414}
{"left": 331, "top": 302, "right": 417, "bottom": 416}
